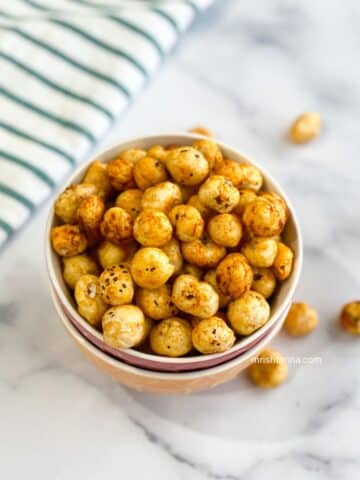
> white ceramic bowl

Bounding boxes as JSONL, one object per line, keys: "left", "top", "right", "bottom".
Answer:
{"left": 46, "top": 133, "right": 303, "bottom": 372}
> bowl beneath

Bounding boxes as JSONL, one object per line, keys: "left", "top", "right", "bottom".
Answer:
{"left": 51, "top": 286, "right": 288, "bottom": 393}
{"left": 46, "top": 133, "right": 303, "bottom": 373}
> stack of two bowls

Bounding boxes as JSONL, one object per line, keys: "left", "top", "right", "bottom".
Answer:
{"left": 46, "top": 134, "right": 302, "bottom": 394}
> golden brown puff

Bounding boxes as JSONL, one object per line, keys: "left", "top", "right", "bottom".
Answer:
{"left": 99, "top": 264, "right": 134, "bottom": 306}
{"left": 340, "top": 301, "right": 360, "bottom": 335}
{"left": 141, "top": 181, "right": 182, "bottom": 213}
{"left": 248, "top": 348, "right": 288, "bottom": 388}
{"left": 169, "top": 204, "right": 204, "bottom": 242}
{"left": 251, "top": 267, "right": 277, "bottom": 299}
{"left": 216, "top": 253, "right": 253, "bottom": 299}
{"left": 161, "top": 238, "right": 183, "bottom": 275}
{"left": 135, "top": 284, "right": 179, "bottom": 320}
{"left": 241, "top": 237, "right": 278, "bottom": 268}
{"left": 147, "top": 145, "right": 168, "bottom": 162}
{"left": 51, "top": 224, "right": 87, "bottom": 257}
{"left": 131, "top": 247, "right": 174, "bottom": 288}
{"left": 166, "top": 146, "right": 209, "bottom": 186}
{"left": 115, "top": 189, "right": 143, "bottom": 219}
{"left": 187, "top": 194, "right": 213, "bottom": 221}
{"left": 233, "top": 189, "right": 257, "bottom": 217}
{"left": 100, "top": 207, "right": 133, "bottom": 245}
{"left": 133, "top": 209, "right": 173, "bottom": 247}
{"left": 189, "top": 126, "right": 214, "bottom": 137}
{"left": 227, "top": 290, "right": 270, "bottom": 335}
{"left": 102, "top": 305, "right": 148, "bottom": 349}
{"left": 97, "top": 239, "right": 137, "bottom": 269}
{"left": 133, "top": 155, "right": 168, "bottom": 190}
{"left": 207, "top": 213, "right": 242, "bottom": 248}
{"left": 77, "top": 194, "right": 105, "bottom": 245}
{"left": 82, "top": 160, "right": 113, "bottom": 199}
{"left": 288, "top": 112, "right": 321, "bottom": 144}
{"left": 171, "top": 274, "right": 219, "bottom": 318}
{"left": 237, "top": 163, "right": 263, "bottom": 192}
{"left": 243, "top": 197, "right": 286, "bottom": 237}
{"left": 198, "top": 175, "right": 239, "bottom": 213}
{"left": 62, "top": 254, "right": 98, "bottom": 289}
{"left": 192, "top": 317, "right": 235, "bottom": 354}
{"left": 192, "top": 139, "right": 223, "bottom": 170}
{"left": 181, "top": 238, "right": 226, "bottom": 269}
{"left": 74, "top": 274, "right": 107, "bottom": 326}
{"left": 284, "top": 302, "right": 319, "bottom": 336}
{"left": 214, "top": 159, "right": 244, "bottom": 188}
{"left": 54, "top": 183, "right": 98, "bottom": 224}
{"left": 203, "top": 269, "right": 231, "bottom": 308}
{"left": 150, "top": 317, "right": 193, "bottom": 357}
{"left": 272, "top": 242, "right": 294, "bottom": 281}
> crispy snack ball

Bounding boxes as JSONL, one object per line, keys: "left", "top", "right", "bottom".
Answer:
{"left": 55, "top": 183, "right": 98, "bottom": 224}
{"left": 131, "top": 247, "right": 174, "bottom": 288}
{"left": 147, "top": 145, "right": 168, "bottom": 162}
{"left": 74, "top": 274, "right": 107, "bottom": 326}
{"left": 133, "top": 210, "right": 173, "bottom": 247}
{"left": 51, "top": 224, "right": 87, "bottom": 257}
{"left": 166, "top": 146, "right": 209, "bottom": 186}
{"left": 99, "top": 264, "right": 134, "bottom": 306}
{"left": 233, "top": 189, "right": 257, "bottom": 216}
{"left": 100, "top": 207, "right": 133, "bottom": 244}
{"left": 141, "top": 181, "right": 182, "bottom": 213}
{"left": 63, "top": 254, "right": 98, "bottom": 289}
{"left": 288, "top": 112, "right": 321, "bottom": 144}
{"left": 272, "top": 242, "right": 294, "bottom": 281}
{"left": 102, "top": 305, "right": 148, "bottom": 349}
{"left": 192, "top": 139, "right": 223, "bottom": 170}
{"left": 181, "top": 238, "right": 226, "bottom": 269}
{"left": 150, "top": 317, "right": 193, "bottom": 357}
{"left": 169, "top": 204, "right": 204, "bottom": 242}
{"left": 237, "top": 163, "right": 263, "bottom": 192}
{"left": 241, "top": 237, "right": 278, "bottom": 268}
{"left": 340, "top": 301, "right": 360, "bottom": 335}
{"left": 187, "top": 194, "right": 213, "bottom": 221}
{"left": 83, "top": 161, "right": 113, "bottom": 199}
{"left": 251, "top": 267, "right": 277, "bottom": 299}
{"left": 107, "top": 149, "right": 146, "bottom": 190}
{"left": 115, "top": 189, "right": 143, "bottom": 218}
{"left": 214, "top": 159, "right": 244, "bottom": 188}
{"left": 198, "top": 175, "right": 239, "bottom": 213}
{"left": 97, "top": 240, "right": 136, "bottom": 269}
{"left": 207, "top": 213, "right": 242, "bottom": 248}
{"left": 228, "top": 291, "right": 270, "bottom": 335}
{"left": 248, "top": 348, "right": 288, "bottom": 388}
{"left": 161, "top": 238, "right": 183, "bottom": 275}
{"left": 77, "top": 195, "right": 105, "bottom": 244}
{"left": 284, "top": 302, "right": 318, "bottom": 336}
{"left": 133, "top": 155, "right": 168, "bottom": 190}
{"left": 136, "top": 284, "right": 178, "bottom": 320}
{"left": 243, "top": 197, "right": 286, "bottom": 237}
{"left": 192, "top": 316, "right": 235, "bottom": 354}
{"left": 182, "top": 263, "right": 203, "bottom": 280}
{"left": 203, "top": 269, "right": 231, "bottom": 308}
{"left": 172, "top": 274, "right": 219, "bottom": 318}
{"left": 189, "top": 126, "right": 214, "bottom": 137}
{"left": 216, "top": 253, "right": 253, "bottom": 299}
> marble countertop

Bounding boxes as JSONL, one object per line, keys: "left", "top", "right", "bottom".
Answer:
{"left": 1, "top": 1, "right": 360, "bottom": 479}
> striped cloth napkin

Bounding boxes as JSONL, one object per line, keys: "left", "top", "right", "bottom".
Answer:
{"left": 0, "top": 0, "right": 212, "bottom": 250}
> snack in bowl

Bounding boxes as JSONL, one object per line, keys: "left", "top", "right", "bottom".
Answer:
{"left": 50, "top": 138, "right": 296, "bottom": 360}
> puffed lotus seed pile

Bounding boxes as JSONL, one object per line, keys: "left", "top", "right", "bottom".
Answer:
{"left": 51, "top": 139, "right": 295, "bottom": 358}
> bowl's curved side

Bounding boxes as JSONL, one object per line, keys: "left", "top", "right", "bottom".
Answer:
{"left": 52, "top": 286, "right": 288, "bottom": 394}
{"left": 45, "top": 133, "right": 303, "bottom": 371}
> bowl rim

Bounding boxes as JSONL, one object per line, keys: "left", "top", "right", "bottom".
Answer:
{"left": 45, "top": 132, "right": 303, "bottom": 366}
{"left": 51, "top": 284, "right": 288, "bottom": 380}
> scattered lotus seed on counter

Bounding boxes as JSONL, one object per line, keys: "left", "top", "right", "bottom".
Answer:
{"left": 284, "top": 302, "right": 319, "bottom": 336}
{"left": 288, "top": 112, "right": 322, "bottom": 144}
{"left": 340, "top": 301, "right": 360, "bottom": 335}
{"left": 50, "top": 138, "right": 297, "bottom": 359}
{"left": 248, "top": 348, "right": 289, "bottom": 388}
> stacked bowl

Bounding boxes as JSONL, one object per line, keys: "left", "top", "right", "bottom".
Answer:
{"left": 46, "top": 134, "right": 302, "bottom": 394}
